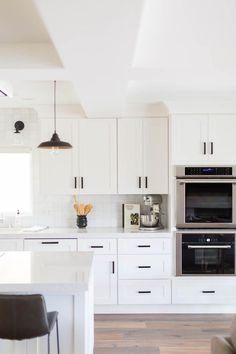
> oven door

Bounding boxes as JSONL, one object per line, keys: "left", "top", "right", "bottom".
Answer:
{"left": 176, "top": 233, "right": 235, "bottom": 276}
{"left": 176, "top": 179, "right": 236, "bottom": 228}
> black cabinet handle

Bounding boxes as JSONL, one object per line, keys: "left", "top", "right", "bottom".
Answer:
{"left": 138, "top": 291, "right": 151, "bottom": 294}
{"left": 112, "top": 261, "right": 115, "bottom": 274}
{"left": 90, "top": 245, "right": 104, "bottom": 249}
{"left": 202, "top": 290, "right": 215, "bottom": 294}
{"left": 210, "top": 142, "right": 214, "bottom": 155}
{"left": 203, "top": 142, "right": 206, "bottom": 155}
{"left": 138, "top": 245, "right": 150, "bottom": 248}
{"left": 138, "top": 265, "right": 151, "bottom": 269}
{"left": 138, "top": 176, "right": 141, "bottom": 189}
{"left": 145, "top": 176, "right": 148, "bottom": 189}
{"left": 74, "top": 177, "right": 77, "bottom": 189}
{"left": 81, "top": 177, "right": 84, "bottom": 189}
{"left": 41, "top": 241, "right": 59, "bottom": 245}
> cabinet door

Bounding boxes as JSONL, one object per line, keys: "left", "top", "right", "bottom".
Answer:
{"left": 78, "top": 119, "right": 117, "bottom": 194}
{"left": 94, "top": 255, "right": 117, "bottom": 305}
{"left": 171, "top": 115, "right": 208, "bottom": 163}
{"left": 118, "top": 119, "right": 143, "bottom": 194}
{"left": 143, "top": 118, "right": 168, "bottom": 194}
{"left": 209, "top": 115, "right": 236, "bottom": 163}
{"left": 39, "top": 119, "right": 76, "bottom": 195}
{"left": 0, "top": 239, "right": 23, "bottom": 251}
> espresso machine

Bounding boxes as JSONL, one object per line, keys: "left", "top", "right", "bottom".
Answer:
{"left": 139, "top": 195, "right": 162, "bottom": 231}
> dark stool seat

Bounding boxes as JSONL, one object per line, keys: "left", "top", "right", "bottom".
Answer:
{"left": 0, "top": 294, "right": 60, "bottom": 353}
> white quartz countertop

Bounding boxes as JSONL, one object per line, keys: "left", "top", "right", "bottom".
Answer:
{"left": 0, "top": 251, "right": 93, "bottom": 293}
{"left": 0, "top": 227, "right": 171, "bottom": 238}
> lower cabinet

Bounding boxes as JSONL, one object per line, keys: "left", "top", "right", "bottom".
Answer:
{"left": 172, "top": 278, "right": 236, "bottom": 305}
{"left": 78, "top": 239, "right": 117, "bottom": 305}
{"left": 119, "top": 280, "right": 171, "bottom": 305}
{"left": 0, "top": 239, "right": 23, "bottom": 251}
{"left": 24, "top": 238, "right": 77, "bottom": 251}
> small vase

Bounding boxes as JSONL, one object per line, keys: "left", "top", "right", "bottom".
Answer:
{"left": 77, "top": 215, "right": 87, "bottom": 228}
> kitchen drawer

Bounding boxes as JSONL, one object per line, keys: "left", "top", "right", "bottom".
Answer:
{"left": 78, "top": 239, "right": 117, "bottom": 254}
{"left": 118, "top": 238, "right": 171, "bottom": 255}
{"left": 24, "top": 238, "right": 77, "bottom": 251}
{"left": 172, "top": 278, "right": 236, "bottom": 304}
{"left": 119, "top": 279, "right": 171, "bottom": 304}
{"left": 118, "top": 255, "right": 171, "bottom": 279}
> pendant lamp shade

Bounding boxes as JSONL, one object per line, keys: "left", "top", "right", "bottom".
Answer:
{"left": 38, "top": 81, "right": 72, "bottom": 149}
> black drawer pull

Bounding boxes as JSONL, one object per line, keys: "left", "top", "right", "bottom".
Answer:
{"left": 90, "top": 245, "right": 104, "bottom": 249}
{"left": 138, "top": 291, "right": 151, "bottom": 294}
{"left": 41, "top": 242, "right": 59, "bottom": 245}
{"left": 138, "top": 245, "right": 150, "bottom": 248}
{"left": 202, "top": 290, "right": 215, "bottom": 294}
{"left": 138, "top": 266, "right": 151, "bottom": 269}
{"left": 112, "top": 261, "right": 115, "bottom": 274}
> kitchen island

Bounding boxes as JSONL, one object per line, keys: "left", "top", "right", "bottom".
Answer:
{"left": 0, "top": 251, "right": 94, "bottom": 354}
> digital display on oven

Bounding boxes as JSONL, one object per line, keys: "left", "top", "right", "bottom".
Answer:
{"left": 185, "top": 167, "right": 232, "bottom": 175}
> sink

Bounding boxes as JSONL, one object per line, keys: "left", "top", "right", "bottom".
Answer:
{"left": 0, "top": 228, "right": 22, "bottom": 234}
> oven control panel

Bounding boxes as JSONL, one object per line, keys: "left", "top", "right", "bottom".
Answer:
{"left": 185, "top": 167, "right": 232, "bottom": 176}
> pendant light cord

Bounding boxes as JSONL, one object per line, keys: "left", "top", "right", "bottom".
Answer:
{"left": 54, "top": 80, "right": 57, "bottom": 133}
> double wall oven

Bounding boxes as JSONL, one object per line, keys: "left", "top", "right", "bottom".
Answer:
{"left": 175, "top": 166, "right": 236, "bottom": 276}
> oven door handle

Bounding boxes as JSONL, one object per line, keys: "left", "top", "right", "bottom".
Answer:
{"left": 178, "top": 179, "right": 236, "bottom": 184}
{"left": 187, "top": 245, "right": 232, "bottom": 249}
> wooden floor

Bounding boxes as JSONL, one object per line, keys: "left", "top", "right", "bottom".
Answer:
{"left": 94, "top": 314, "right": 233, "bottom": 354}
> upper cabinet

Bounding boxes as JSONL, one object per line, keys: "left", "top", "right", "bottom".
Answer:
{"left": 78, "top": 119, "right": 117, "bottom": 194}
{"left": 39, "top": 118, "right": 117, "bottom": 195}
{"left": 172, "top": 114, "right": 236, "bottom": 164}
{"left": 118, "top": 118, "right": 169, "bottom": 194}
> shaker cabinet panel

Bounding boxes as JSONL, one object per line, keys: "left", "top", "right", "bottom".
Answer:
{"left": 143, "top": 118, "right": 168, "bottom": 194}
{"left": 78, "top": 119, "right": 117, "bottom": 194}
{"left": 118, "top": 119, "right": 143, "bottom": 194}
{"left": 118, "top": 118, "right": 169, "bottom": 194}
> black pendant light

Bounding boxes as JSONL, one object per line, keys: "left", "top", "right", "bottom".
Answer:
{"left": 38, "top": 81, "right": 72, "bottom": 149}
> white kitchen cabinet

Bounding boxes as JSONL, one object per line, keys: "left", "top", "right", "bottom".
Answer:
{"left": 78, "top": 238, "right": 117, "bottom": 305}
{"left": 24, "top": 238, "right": 77, "bottom": 251}
{"left": 0, "top": 239, "right": 23, "bottom": 251}
{"left": 39, "top": 118, "right": 77, "bottom": 195}
{"left": 118, "top": 118, "right": 168, "bottom": 194}
{"left": 78, "top": 119, "right": 117, "bottom": 194}
{"left": 39, "top": 118, "right": 117, "bottom": 195}
{"left": 172, "top": 114, "right": 236, "bottom": 164}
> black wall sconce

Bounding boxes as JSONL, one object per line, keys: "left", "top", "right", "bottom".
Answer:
{"left": 14, "top": 121, "right": 25, "bottom": 134}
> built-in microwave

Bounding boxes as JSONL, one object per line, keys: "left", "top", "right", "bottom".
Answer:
{"left": 175, "top": 166, "right": 236, "bottom": 229}
{"left": 176, "top": 232, "right": 236, "bottom": 276}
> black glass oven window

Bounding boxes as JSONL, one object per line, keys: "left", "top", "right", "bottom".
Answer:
{"left": 185, "top": 183, "right": 232, "bottom": 223}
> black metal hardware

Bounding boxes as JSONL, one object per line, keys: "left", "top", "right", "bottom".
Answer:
{"left": 74, "top": 177, "right": 77, "bottom": 189}
{"left": 41, "top": 242, "right": 59, "bottom": 245}
{"left": 203, "top": 142, "right": 206, "bottom": 155}
{"left": 138, "top": 245, "right": 150, "bottom": 248}
{"left": 90, "top": 245, "right": 103, "bottom": 249}
{"left": 81, "top": 177, "right": 84, "bottom": 189}
{"left": 138, "top": 291, "right": 151, "bottom": 294}
{"left": 202, "top": 290, "right": 215, "bottom": 294}
{"left": 14, "top": 121, "right": 25, "bottom": 134}
{"left": 145, "top": 176, "right": 148, "bottom": 188}
{"left": 210, "top": 142, "right": 214, "bottom": 155}
{"left": 138, "top": 176, "right": 141, "bottom": 189}
{"left": 112, "top": 261, "right": 115, "bottom": 274}
{"left": 138, "top": 266, "right": 151, "bottom": 269}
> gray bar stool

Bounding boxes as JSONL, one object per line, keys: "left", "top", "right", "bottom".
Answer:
{"left": 0, "top": 294, "right": 60, "bottom": 354}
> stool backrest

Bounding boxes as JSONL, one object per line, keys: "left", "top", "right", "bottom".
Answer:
{"left": 0, "top": 294, "right": 49, "bottom": 340}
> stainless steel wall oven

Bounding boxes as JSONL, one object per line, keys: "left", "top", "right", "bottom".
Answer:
{"left": 176, "top": 232, "right": 235, "bottom": 276}
{"left": 176, "top": 166, "right": 236, "bottom": 228}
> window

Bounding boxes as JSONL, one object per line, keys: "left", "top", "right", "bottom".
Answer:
{"left": 0, "top": 153, "right": 32, "bottom": 214}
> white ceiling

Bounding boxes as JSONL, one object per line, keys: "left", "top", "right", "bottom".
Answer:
{"left": 0, "top": 0, "right": 236, "bottom": 115}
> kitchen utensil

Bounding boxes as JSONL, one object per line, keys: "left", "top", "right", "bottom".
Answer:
{"left": 78, "top": 204, "right": 85, "bottom": 215}
{"left": 85, "top": 204, "right": 93, "bottom": 215}
{"left": 140, "top": 214, "right": 159, "bottom": 227}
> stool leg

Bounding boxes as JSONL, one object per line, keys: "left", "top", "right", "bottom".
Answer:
{"left": 56, "top": 317, "right": 60, "bottom": 354}
{"left": 48, "top": 334, "right": 50, "bottom": 354}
